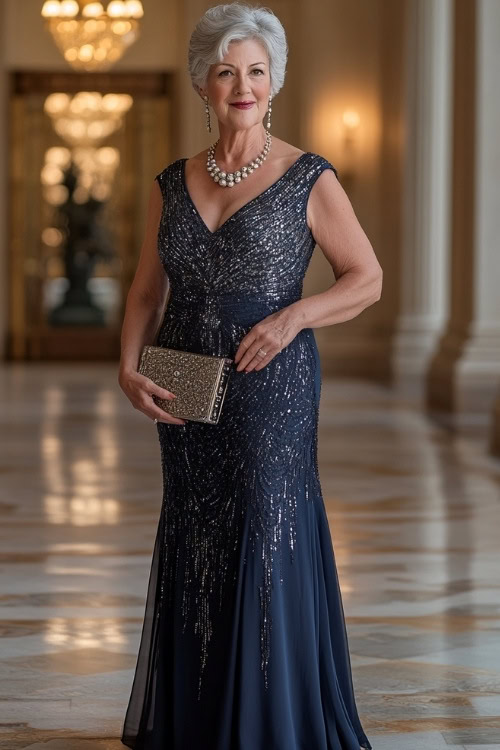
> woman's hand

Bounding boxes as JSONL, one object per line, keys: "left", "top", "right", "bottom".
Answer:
{"left": 118, "top": 369, "right": 186, "bottom": 425}
{"left": 234, "top": 311, "right": 301, "bottom": 372}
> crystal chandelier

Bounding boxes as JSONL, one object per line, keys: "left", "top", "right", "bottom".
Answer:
{"left": 44, "top": 91, "right": 134, "bottom": 146}
{"left": 41, "top": 1, "right": 144, "bottom": 71}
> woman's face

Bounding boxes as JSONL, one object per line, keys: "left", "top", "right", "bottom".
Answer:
{"left": 200, "top": 38, "right": 271, "bottom": 132}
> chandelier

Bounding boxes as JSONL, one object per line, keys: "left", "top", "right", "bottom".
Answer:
{"left": 41, "top": 1, "right": 144, "bottom": 71}
{"left": 44, "top": 91, "right": 134, "bottom": 146}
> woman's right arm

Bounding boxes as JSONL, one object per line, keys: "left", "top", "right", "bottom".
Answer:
{"left": 118, "top": 178, "right": 186, "bottom": 425}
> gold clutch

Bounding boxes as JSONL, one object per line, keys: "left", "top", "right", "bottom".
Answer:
{"left": 138, "top": 345, "right": 233, "bottom": 424}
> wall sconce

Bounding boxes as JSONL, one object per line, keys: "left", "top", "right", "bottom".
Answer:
{"left": 340, "top": 108, "right": 361, "bottom": 188}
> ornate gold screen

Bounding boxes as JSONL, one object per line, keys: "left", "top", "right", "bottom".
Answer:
{"left": 8, "top": 71, "right": 171, "bottom": 360}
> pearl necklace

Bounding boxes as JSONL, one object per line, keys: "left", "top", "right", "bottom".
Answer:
{"left": 206, "top": 131, "right": 272, "bottom": 188}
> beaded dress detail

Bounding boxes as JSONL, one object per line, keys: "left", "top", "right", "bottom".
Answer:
{"left": 121, "top": 152, "right": 372, "bottom": 750}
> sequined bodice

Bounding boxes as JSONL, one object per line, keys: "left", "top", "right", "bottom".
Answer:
{"left": 155, "top": 152, "right": 337, "bottom": 341}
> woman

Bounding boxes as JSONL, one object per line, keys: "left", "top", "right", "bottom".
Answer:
{"left": 119, "top": 3, "right": 381, "bottom": 749}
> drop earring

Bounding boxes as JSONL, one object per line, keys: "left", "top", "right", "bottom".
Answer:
{"left": 266, "top": 94, "right": 272, "bottom": 130}
{"left": 204, "top": 95, "right": 211, "bottom": 133}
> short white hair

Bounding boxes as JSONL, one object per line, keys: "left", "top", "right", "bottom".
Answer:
{"left": 188, "top": 2, "right": 288, "bottom": 99}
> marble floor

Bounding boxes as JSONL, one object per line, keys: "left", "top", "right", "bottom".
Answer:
{"left": 1, "top": 362, "right": 499, "bottom": 750}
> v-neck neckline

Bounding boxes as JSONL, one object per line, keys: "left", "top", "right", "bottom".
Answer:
{"left": 181, "top": 152, "right": 311, "bottom": 236}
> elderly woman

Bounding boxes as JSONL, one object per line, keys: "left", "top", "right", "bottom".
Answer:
{"left": 119, "top": 3, "right": 381, "bottom": 749}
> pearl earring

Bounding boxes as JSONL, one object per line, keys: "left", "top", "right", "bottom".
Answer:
{"left": 204, "top": 95, "right": 211, "bottom": 133}
{"left": 266, "top": 94, "right": 272, "bottom": 130}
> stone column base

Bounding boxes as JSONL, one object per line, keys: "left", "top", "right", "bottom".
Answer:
{"left": 392, "top": 313, "right": 445, "bottom": 380}
{"left": 490, "top": 395, "right": 500, "bottom": 456}
{"left": 316, "top": 326, "right": 392, "bottom": 382}
{"left": 427, "top": 325, "right": 500, "bottom": 416}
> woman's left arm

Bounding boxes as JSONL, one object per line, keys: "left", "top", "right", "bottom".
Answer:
{"left": 286, "top": 167, "right": 383, "bottom": 332}
{"left": 234, "top": 168, "right": 383, "bottom": 372}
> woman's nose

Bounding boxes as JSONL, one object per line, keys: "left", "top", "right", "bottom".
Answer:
{"left": 234, "top": 74, "right": 251, "bottom": 93}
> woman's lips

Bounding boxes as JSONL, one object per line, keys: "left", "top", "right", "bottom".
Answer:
{"left": 230, "top": 102, "right": 255, "bottom": 109}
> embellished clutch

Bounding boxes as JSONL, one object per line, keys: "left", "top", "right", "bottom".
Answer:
{"left": 138, "top": 345, "right": 233, "bottom": 424}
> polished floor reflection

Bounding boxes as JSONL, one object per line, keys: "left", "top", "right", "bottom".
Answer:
{"left": 1, "top": 362, "right": 500, "bottom": 750}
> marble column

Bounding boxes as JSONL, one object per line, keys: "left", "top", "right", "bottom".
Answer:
{"left": 428, "top": 0, "right": 500, "bottom": 417}
{"left": 491, "top": 393, "right": 500, "bottom": 456}
{"left": 392, "top": 0, "right": 454, "bottom": 380}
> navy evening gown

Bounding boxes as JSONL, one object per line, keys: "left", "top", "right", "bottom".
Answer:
{"left": 120, "top": 152, "right": 372, "bottom": 750}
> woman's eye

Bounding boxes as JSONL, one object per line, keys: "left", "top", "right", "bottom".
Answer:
{"left": 218, "top": 69, "right": 264, "bottom": 76}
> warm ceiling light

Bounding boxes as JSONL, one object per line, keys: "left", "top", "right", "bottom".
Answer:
{"left": 107, "top": 1, "right": 126, "bottom": 17}
{"left": 82, "top": 2, "right": 105, "bottom": 16}
{"left": 42, "top": 1, "right": 62, "bottom": 17}
{"left": 342, "top": 110, "right": 361, "bottom": 129}
{"left": 59, "top": 1, "right": 79, "bottom": 17}
{"left": 44, "top": 93, "right": 71, "bottom": 115}
{"left": 41, "top": 0, "right": 144, "bottom": 71}
{"left": 125, "top": 0, "right": 143, "bottom": 17}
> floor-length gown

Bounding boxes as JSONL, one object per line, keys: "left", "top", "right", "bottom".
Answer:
{"left": 121, "top": 152, "right": 372, "bottom": 750}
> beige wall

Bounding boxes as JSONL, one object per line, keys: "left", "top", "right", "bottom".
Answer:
{"left": 0, "top": 0, "right": 404, "bottom": 376}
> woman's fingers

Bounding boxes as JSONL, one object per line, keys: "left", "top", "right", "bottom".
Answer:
{"left": 138, "top": 399, "right": 186, "bottom": 425}
{"left": 146, "top": 384, "right": 186, "bottom": 423}
{"left": 153, "top": 409, "right": 186, "bottom": 426}
{"left": 237, "top": 347, "right": 273, "bottom": 372}
{"left": 234, "top": 315, "right": 290, "bottom": 372}
{"left": 119, "top": 371, "right": 185, "bottom": 424}
{"left": 132, "top": 375, "right": 186, "bottom": 425}
{"left": 252, "top": 351, "right": 274, "bottom": 371}
{"left": 235, "top": 338, "right": 277, "bottom": 372}
{"left": 151, "top": 400, "right": 186, "bottom": 425}
{"left": 143, "top": 377, "right": 176, "bottom": 401}
{"left": 152, "top": 386, "right": 178, "bottom": 401}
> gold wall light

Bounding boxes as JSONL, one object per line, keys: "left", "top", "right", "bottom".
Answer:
{"left": 340, "top": 108, "right": 361, "bottom": 185}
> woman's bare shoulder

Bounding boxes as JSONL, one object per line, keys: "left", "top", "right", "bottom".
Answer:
{"left": 268, "top": 138, "right": 305, "bottom": 159}
{"left": 183, "top": 150, "right": 209, "bottom": 179}
{"left": 186, "top": 149, "right": 209, "bottom": 165}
